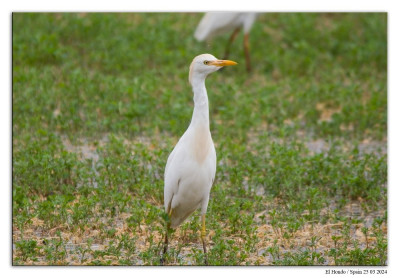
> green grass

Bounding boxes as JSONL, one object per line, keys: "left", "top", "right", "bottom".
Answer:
{"left": 12, "top": 12, "right": 387, "bottom": 265}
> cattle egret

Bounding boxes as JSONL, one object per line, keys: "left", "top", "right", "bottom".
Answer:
{"left": 162, "top": 54, "right": 237, "bottom": 264}
{"left": 194, "top": 12, "right": 257, "bottom": 72}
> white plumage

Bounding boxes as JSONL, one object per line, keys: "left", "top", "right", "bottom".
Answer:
{"left": 162, "top": 54, "right": 237, "bottom": 264}
{"left": 164, "top": 119, "right": 216, "bottom": 228}
{"left": 194, "top": 12, "right": 257, "bottom": 41}
{"left": 194, "top": 12, "right": 257, "bottom": 72}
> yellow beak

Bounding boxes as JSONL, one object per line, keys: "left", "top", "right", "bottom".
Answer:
{"left": 209, "top": 60, "right": 238, "bottom": 67}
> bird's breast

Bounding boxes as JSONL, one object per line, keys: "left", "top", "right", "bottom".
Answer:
{"left": 191, "top": 125, "right": 213, "bottom": 164}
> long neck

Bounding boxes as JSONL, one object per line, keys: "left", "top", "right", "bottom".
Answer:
{"left": 190, "top": 76, "right": 210, "bottom": 128}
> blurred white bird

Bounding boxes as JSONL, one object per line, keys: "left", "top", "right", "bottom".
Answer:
{"left": 194, "top": 12, "right": 257, "bottom": 72}
{"left": 162, "top": 54, "right": 237, "bottom": 265}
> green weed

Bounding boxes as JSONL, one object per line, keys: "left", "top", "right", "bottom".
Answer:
{"left": 12, "top": 12, "right": 387, "bottom": 265}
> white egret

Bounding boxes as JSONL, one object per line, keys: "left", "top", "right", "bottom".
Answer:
{"left": 194, "top": 12, "right": 257, "bottom": 72}
{"left": 162, "top": 54, "right": 237, "bottom": 264}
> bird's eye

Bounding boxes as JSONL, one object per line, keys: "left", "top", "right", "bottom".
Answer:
{"left": 203, "top": 60, "right": 209, "bottom": 65}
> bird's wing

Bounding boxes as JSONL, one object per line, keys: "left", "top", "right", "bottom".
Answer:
{"left": 165, "top": 144, "right": 177, "bottom": 177}
{"left": 164, "top": 149, "right": 177, "bottom": 213}
{"left": 210, "top": 146, "right": 217, "bottom": 193}
{"left": 210, "top": 144, "right": 216, "bottom": 184}
{"left": 194, "top": 12, "right": 242, "bottom": 41}
{"left": 164, "top": 130, "right": 216, "bottom": 212}
{"left": 163, "top": 133, "right": 189, "bottom": 212}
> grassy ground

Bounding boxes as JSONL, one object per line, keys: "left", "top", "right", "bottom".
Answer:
{"left": 12, "top": 13, "right": 387, "bottom": 265}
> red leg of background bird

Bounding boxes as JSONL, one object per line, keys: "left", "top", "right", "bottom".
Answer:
{"left": 244, "top": 33, "right": 252, "bottom": 72}
{"left": 223, "top": 27, "right": 241, "bottom": 60}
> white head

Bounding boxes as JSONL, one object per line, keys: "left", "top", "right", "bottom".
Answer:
{"left": 189, "top": 53, "right": 237, "bottom": 85}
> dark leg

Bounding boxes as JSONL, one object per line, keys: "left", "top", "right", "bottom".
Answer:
{"left": 223, "top": 27, "right": 241, "bottom": 60}
{"left": 243, "top": 33, "right": 252, "bottom": 72}
{"left": 160, "top": 209, "right": 172, "bottom": 265}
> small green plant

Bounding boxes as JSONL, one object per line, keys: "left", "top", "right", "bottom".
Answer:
{"left": 42, "top": 232, "right": 68, "bottom": 265}
{"left": 12, "top": 12, "right": 387, "bottom": 265}
{"left": 14, "top": 239, "right": 40, "bottom": 263}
